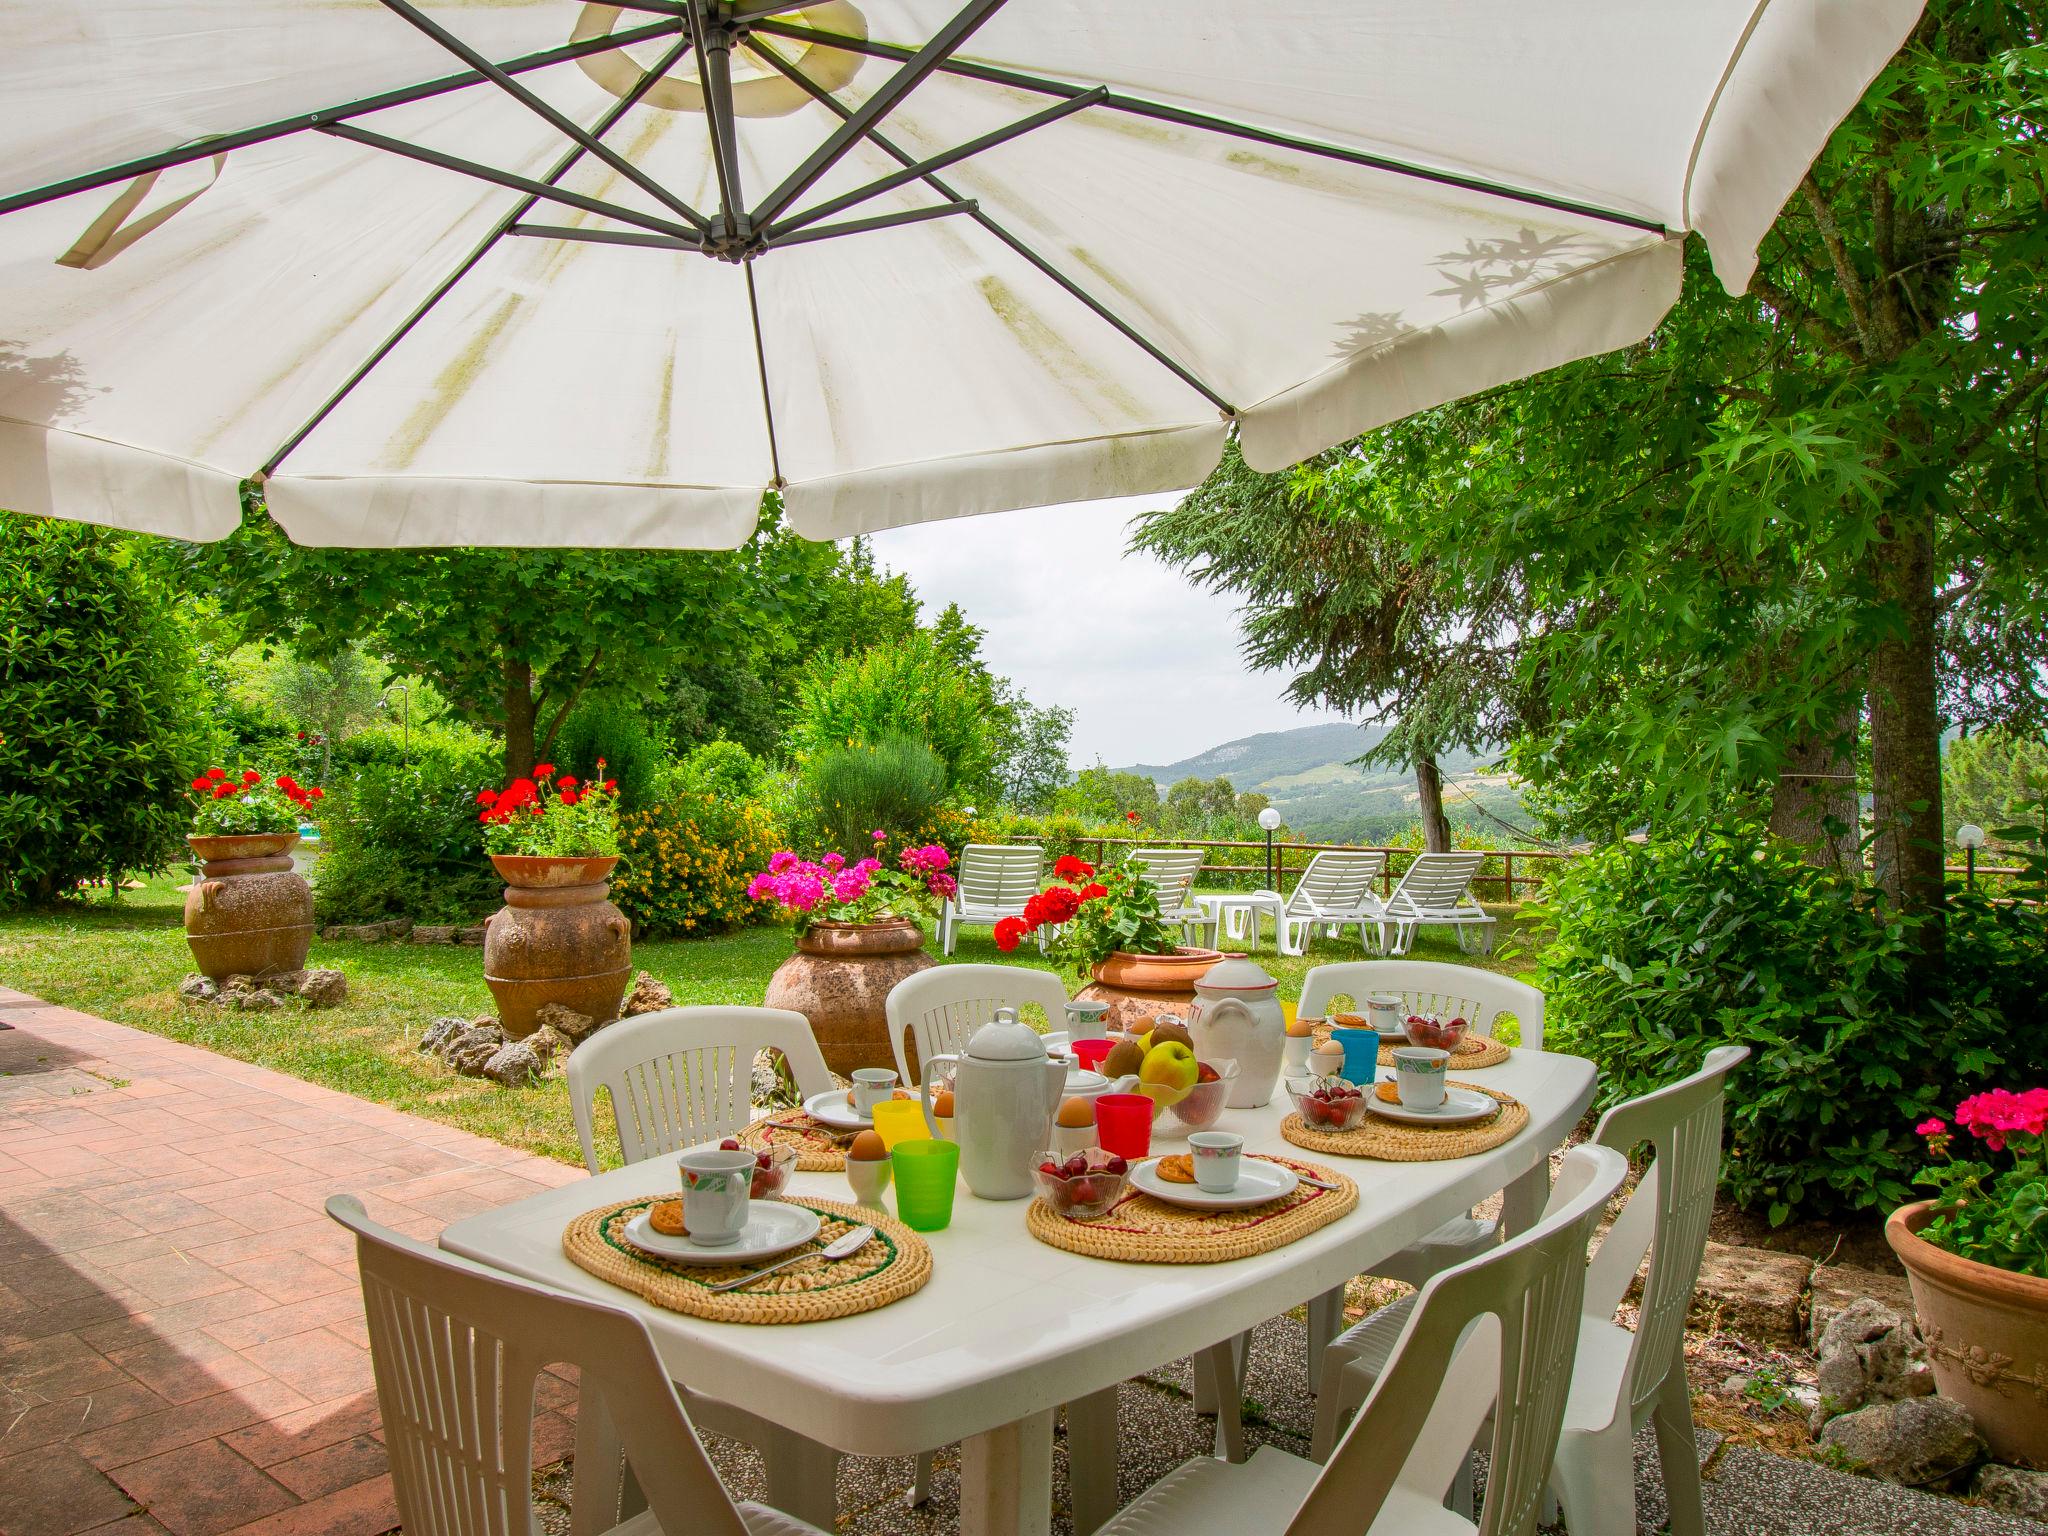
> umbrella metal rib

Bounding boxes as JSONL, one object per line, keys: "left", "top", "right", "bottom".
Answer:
{"left": 745, "top": 17, "right": 1671, "bottom": 237}
{"left": 690, "top": 0, "right": 749, "bottom": 240}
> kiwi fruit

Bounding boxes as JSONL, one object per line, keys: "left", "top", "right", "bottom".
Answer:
{"left": 1102, "top": 1038, "right": 1146, "bottom": 1079}
{"left": 1147, "top": 1019, "right": 1194, "bottom": 1053}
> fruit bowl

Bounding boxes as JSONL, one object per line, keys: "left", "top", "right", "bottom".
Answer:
{"left": 1285, "top": 1076, "right": 1370, "bottom": 1132}
{"left": 1164, "top": 1061, "right": 1240, "bottom": 1135}
{"left": 1404, "top": 1014, "right": 1470, "bottom": 1052}
{"left": 1034, "top": 1148, "right": 1132, "bottom": 1219}
{"left": 719, "top": 1139, "right": 798, "bottom": 1199}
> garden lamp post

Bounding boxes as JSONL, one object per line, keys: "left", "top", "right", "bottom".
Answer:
{"left": 1957, "top": 823, "right": 1986, "bottom": 889}
{"left": 1258, "top": 806, "right": 1282, "bottom": 890}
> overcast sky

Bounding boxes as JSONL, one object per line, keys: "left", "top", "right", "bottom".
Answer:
{"left": 867, "top": 495, "right": 1347, "bottom": 770}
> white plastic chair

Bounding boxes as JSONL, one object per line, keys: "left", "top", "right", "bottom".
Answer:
{"left": 1300, "top": 959, "right": 1544, "bottom": 1051}
{"left": 885, "top": 964, "right": 1070, "bottom": 1088}
{"left": 1093, "top": 1144, "right": 1627, "bottom": 1536}
{"left": 1127, "top": 846, "right": 1215, "bottom": 944}
{"left": 327, "top": 1193, "right": 824, "bottom": 1536}
{"left": 1373, "top": 851, "right": 1496, "bottom": 955}
{"left": 1274, "top": 849, "right": 1388, "bottom": 953}
{"left": 1311, "top": 1047, "right": 1748, "bottom": 1536}
{"left": 936, "top": 844, "right": 1044, "bottom": 955}
{"left": 567, "top": 1006, "right": 833, "bottom": 1175}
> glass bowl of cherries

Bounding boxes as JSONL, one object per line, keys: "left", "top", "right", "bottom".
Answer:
{"left": 718, "top": 1137, "right": 798, "bottom": 1199}
{"left": 1403, "top": 1013, "right": 1470, "bottom": 1052}
{"left": 1034, "top": 1148, "right": 1131, "bottom": 1219}
{"left": 1285, "top": 1076, "right": 1370, "bottom": 1132}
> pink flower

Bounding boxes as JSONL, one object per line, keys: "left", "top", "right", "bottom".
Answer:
{"left": 821, "top": 852, "right": 846, "bottom": 873}
{"left": 856, "top": 857, "right": 882, "bottom": 874}
{"left": 832, "top": 870, "right": 871, "bottom": 903}
{"left": 872, "top": 829, "right": 887, "bottom": 842}
{"left": 928, "top": 872, "right": 958, "bottom": 899}
{"left": 768, "top": 850, "right": 799, "bottom": 874}
{"left": 1916, "top": 1118, "right": 1947, "bottom": 1138}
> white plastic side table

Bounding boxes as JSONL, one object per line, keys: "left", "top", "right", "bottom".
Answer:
{"left": 1195, "top": 891, "right": 1298, "bottom": 956}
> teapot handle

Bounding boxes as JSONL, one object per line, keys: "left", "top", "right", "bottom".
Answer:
{"left": 918, "top": 1053, "right": 960, "bottom": 1139}
{"left": 1202, "top": 997, "right": 1256, "bottom": 1029}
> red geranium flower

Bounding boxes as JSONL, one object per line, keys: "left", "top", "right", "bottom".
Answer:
{"left": 309, "top": 787, "right": 323, "bottom": 800}
{"left": 242, "top": 769, "right": 261, "bottom": 785}
{"left": 559, "top": 787, "right": 581, "bottom": 806}
{"left": 1037, "top": 886, "right": 1081, "bottom": 925}
{"left": 1053, "top": 854, "right": 1095, "bottom": 882}
{"left": 603, "top": 779, "right": 617, "bottom": 793}
{"left": 1079, "top": 882, "right": 1107, "bottom": 902}
{"left": 993, "top": 916, "right": 1028, "bottom": 953}
{"left": 533, "top": 763, "right": 554, "bottom": 779}
{"left": 212, "top": 783, "right": 234, "bottom": 799}
{"left": 558, "top": 776, "right": 578, "bottom": 790}
{"left": 1125, "top": 810, "right": 1141, "bottom": 822}
{"left": 190, "top": 776, "right": 209, "bottom": 792}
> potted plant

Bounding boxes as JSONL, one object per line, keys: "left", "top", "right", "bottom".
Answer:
{"left": 1886, "top": 1090, "right": 2048, "bottom": 1466}
{"left": 476, "top": 762, "right": 630, "bottom": 1039}
{"left": 753, "top": 837, "right": 959, "bottom": 1075}
{"left": 183, "top": 768, "right": 322, "bottom": 980}
{"left": 999, "top": 856, "right": 1221, "bottom": 1031}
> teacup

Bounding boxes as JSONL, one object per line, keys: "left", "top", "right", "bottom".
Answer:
{"left": 1189, "top": 1131, "right": 1243, "bottom": 1193}
{"left": 851, "top": 1067, "right": 899, "bottom": 1118}
{"left": 677, "top": 1147, "right": 755, "bottom": 1245}
{"left": 1365, "top": 994, "right": 1407, "bottom": 1038}
{"left": 1063, "top": 999, "right": 1111, "bottom": 1042}
{"left": 1392, "top": 1047, "right": 1449, "bottom": 1111}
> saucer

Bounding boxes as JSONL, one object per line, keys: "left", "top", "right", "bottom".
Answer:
{"left": 1365, "top": 1086, "right": 1499, "bottom": 1126}
{"left": 621, "top": 1201, "right": 822, "bottom": 1264}
{"left": 803, "top": 1089, "right": 871, "bottom": 1131}
{"left": 1128, "top": 1157, "right": 1297, "bottom": 1210}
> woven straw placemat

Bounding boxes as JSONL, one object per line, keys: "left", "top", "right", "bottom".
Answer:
{"left": 1025, "top": 1157, "right": 1356, "bottom": 1264}
{"left": 563, "top": 1196, "right": 929, "bottom": 1324}
{"left": 1307, "top": 1021, "right": 1510, "bottom": 1070}
{"left": 1281, "top": 1082, "right": 1527, "bottom": 1162}
{"left": 739, "top": 1111, "right": 852, "bottom": 1171}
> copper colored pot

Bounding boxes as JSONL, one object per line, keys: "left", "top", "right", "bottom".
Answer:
{"left": 1887, "top": 1200, "right": 2048, "bottom": 1467}
{"left": 184, "top": 833, "right": 312, "bottom": 981}
{"left": 762, "top": 919, "right": 934, "bottom": 1078}
{"left": 1075, "top": 947, "right": 1225, "bottom": 1034}
{"left": 483, "top": 854, "right": 631, "bottom": 1039}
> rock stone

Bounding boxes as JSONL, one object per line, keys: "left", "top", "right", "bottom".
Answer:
{"left": 178, "top": 975, "right": 218, "bottom": 1004}
{"left": 444, "top": 1024, "right": 507, "bottom": 1076}
{"left": 226, "top": 988, "right": 286, "bottom": 1012}
{"left": 1811, "top": 1297, "right": 1934, "bottom": 1431}
{"left": 1974, "top": 1464, "right": 2048, "bottom": 1521}
{"left": 410, "top": 925, "right": 458, "bottom": 944}
{"left": 420, "top": 1017, "right": 467, "bottom": 1055}
{"left": 528, "top": 1025, "right": 570, "bottom": 1068}
{"left": 454, "top": 925, "right": 489, "bottom": 946}
{"left": 623, "top": 972, "right": 674, "bottom": 1017}
{"left": 1690, "top": 1241, "right": 1811, "bottom": 1344}
{"left": 1810, "top": 1264, "right": 1918, "bottom": 1348}
{"left": 481, "top": 1041, "right": 542, "bottom": 1087}
{"left": 293, "top": 969, "right": 348, "bottom": 1008}
{"left": 534, "top": 1002, "right": 601, "bottom": 1042}
{"left": 1817, "top": 1397, "right": 1985, "bottom": 1487}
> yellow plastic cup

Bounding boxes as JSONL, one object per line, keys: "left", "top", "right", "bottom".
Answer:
{"left": 869, "top": 1099, "right": 931, "bottom": 1151}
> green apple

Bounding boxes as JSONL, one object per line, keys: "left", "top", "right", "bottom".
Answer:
{"left": 1137, "top": 1040, "right": 1198, "bottom": 1108}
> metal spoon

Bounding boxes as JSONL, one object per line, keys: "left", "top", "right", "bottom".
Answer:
{"left": 709, "top": 1225, "right": 874, "bottom": 1293}
{"left": 1251, "top": 1157, "right": 1341, "bottom": 1191}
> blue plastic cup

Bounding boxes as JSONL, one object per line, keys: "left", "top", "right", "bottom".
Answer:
{"left": 1329, "top": 1025, "right": 1380, "bottom": 1086}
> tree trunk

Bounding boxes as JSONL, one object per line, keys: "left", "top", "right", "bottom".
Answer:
{"left": 1415, "top": 754, "right": 1452, "bottom": 853}
{"left": 1769, "top": 703, "right": 1863, "bottom": 876}
{"left": 502, "top": 657, "right": 537, "bottom": 781}
{"left": 1867, "top": 498, "right": 1946, "bottom": 920}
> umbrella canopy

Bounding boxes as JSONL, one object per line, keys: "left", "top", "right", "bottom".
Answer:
{"left": 0, "top": 0, "right": 1920, "bottom": 547}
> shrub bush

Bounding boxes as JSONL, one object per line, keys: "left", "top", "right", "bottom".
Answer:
{"left": 314, "top": 723, "right": 500, "bottom": 922}
{"left": 656, "top": 739, "right": 767, "bottom": 803}
{"left": 614, "top": 792, "right": 779, "bottom": 937}
{"left": 787, "top": 633, "right": 998, "bottom": 795}
{"left": 802, "top": 736, "right": 947, "bottom": 856}
{"left": 0, "top": 518, "right": 203, "bottom": 902}
{"left": 1535, "top": 822, "right": 2047, "bottom": 1224}
{"left": 550, "top": 694, "right": 664, "bottom": 808}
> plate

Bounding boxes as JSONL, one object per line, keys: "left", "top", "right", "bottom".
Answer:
{"left": 621, "top": 1201, "right": 823, "bottom": 1264}
{"left": 1365, "top": 1086, "right": 1500, "bottom": 1127}
{"left": 803, "top": 1089, "right": 870, "bottom": 1131}
{"left": 1128, "top": 1156, "right": 1298, "bottom": 1210}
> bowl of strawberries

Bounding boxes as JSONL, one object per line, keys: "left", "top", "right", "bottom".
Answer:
{"left": 1034, "top": 1148, "right": 1132, "bottom": 1219}
{"left": 1285, "top": 1076, "right": 1370, "bottom": 1132}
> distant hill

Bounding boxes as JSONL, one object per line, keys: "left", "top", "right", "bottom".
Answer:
{"left": 1122, "top": 723, "right": 1523, "bottom": 843}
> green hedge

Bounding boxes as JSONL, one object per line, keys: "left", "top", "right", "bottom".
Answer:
{"left": 314, "top": 723, "right": 500, "bottom": 923}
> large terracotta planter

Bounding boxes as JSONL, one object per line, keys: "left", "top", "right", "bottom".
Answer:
{"left": 1073, "top": 946, "right": 1225, "bottom": 1034}
{"left": 1887, "top": 1200, "right": 2048, "bottom": 1467}
{"left": 483, "top": 854, "right": 631, "bottom": 1040}
{"left": 184, "top": 833, "right": 313, "bottom": 981}
{"left": 763, "top": 919, "right": 935, "bottom": 1079}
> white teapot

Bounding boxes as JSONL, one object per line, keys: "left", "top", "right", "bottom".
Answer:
{"left": 919, "top": 1008, "right": 1065, "bottom": 1200}
{"left": 1187, "top": 957, "right": 1287, "bottom": 1108}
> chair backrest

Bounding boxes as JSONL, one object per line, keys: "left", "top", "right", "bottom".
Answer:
{"left": 1298, "top": 959, "right": 1545, "bottom": 1050}
{"left": 954, "top": 844, "right": 1045, "bottom": 914}
{"left": 1289, "top": 1144, "right": 1629, "bottom": 1536}
{"left": 566, "top": 1006, "right": 833, "bottom": 1174}
{"left": 1286, "top": 849, "right": 1387, "bottom": 915}
{"left": 328, "top": 1195, "right": 750, "bottom": 1536}
{"left": 1387, "top": 851, "right": 1487, "bottom": 913}
{"left": 1583, "top": 1044, "right": 1749, "bottom": 1420}
{"left": 1128, "top": 847, "right": 1204, "bottom": 915}
{"left": 885, "top": 964, "right": 1070, "bottom": 1086}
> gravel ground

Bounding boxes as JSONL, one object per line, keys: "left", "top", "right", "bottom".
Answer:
{"left": 530, "top": 1314, "right": 2048, "bottom": 1535}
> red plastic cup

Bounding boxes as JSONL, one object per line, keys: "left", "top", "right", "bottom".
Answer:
{"left": 1094, "top": 1093, "right": 1153, "bottom": 1161}
{"left": 1072, "top": 1038, "right": 1115, "bottom": 1072}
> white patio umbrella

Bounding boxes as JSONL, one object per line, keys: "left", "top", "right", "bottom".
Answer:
{"left": 0, "top": 0, "right": 1920, "bottom": 548}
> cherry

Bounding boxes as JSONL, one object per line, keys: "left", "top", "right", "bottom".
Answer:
{"left": 1105, "top": 1156, "right": 1128, "bottom": 1176}
{"left": 719, "top": 1138, "right": 742, "bottom": 1151}
{"left": 1040, "top": 1162, "right": 1062, "bottom": 1177}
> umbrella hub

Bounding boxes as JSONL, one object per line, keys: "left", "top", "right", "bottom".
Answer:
{"left": 570, "top": 1, "right": 868, "bottom": 121}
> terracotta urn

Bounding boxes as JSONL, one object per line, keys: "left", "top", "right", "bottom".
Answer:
{"left": 1886, "top": 1201, "right": 2048, "bottom": 1468}
{"left": 763, "top": 919, "right": 934, "bottom": 1078}
{"left": 184, "top": 833, "right": 313, "bottom": 981}
{"left": 1073, "top": 946, "right": 1226, "bottom": 1035}
{"left": 483, "top": 854, "right": 631, "bottom": 1040}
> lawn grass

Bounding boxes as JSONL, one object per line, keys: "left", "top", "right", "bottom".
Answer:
{"left": 0, "top": 875, "right": 1540, "bottom": 1169}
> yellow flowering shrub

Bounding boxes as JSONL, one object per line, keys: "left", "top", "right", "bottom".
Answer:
{"left": 613, "top": 793, "right": 780, "bottom": 938}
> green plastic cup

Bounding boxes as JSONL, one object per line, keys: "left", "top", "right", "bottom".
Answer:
{"left": 890, "top": 1139, "right": 960, "bottom": 1232}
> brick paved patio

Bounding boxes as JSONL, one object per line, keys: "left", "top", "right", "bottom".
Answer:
{"left": 0, "top": 988, "right": 583, "bottom": 1536}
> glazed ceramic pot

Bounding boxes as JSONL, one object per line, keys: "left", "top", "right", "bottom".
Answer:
{"left": 483, "top": 854, "right": 631, "bottom": 1039}
{"left": 184, "top": 833, "right": 313, "bottom": 981}
{"left": 1073, "top": 945, "right": 1225, "bottom": 1034}
{"left": 762, "top": 919, "right": 934, "bottom": 1078}
{"left": 1886, "top": 1201, "right": 2048, "bottom": 1467}
{"left": 1188, "top": 956, "right": 1287, "bottom": 1108}
{"left": 918, "top": 1009, "right": 1065, "bottom": 1201}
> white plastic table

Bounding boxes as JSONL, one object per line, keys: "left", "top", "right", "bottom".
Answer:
{"left": 1195, "top": 890, "right": 1299, "bottom": 956}
{"left": 440, "top": 1047, "right": 1595, "bottom": 1536}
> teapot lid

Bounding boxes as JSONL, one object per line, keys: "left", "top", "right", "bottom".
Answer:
{"left": 1198, "top": 956, "right": 1279, "bottom": 992}
{"left": 965, "top": 1007, "right": 1049, "bottom": 1061}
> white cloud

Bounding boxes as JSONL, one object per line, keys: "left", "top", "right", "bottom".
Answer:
{"left": 866, "top": 495, "right": 1346, "bottom": 768}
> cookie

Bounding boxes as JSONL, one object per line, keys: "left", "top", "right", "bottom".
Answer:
{"left": 647, "top": 1199, "right": 689, "bottom": 1236}
{"left": 1375, "top": 1080, "right": 1402, "bottom": 1104}
{"left": 1156, "top": 1154, "right": 1197, "bottom": 1184}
